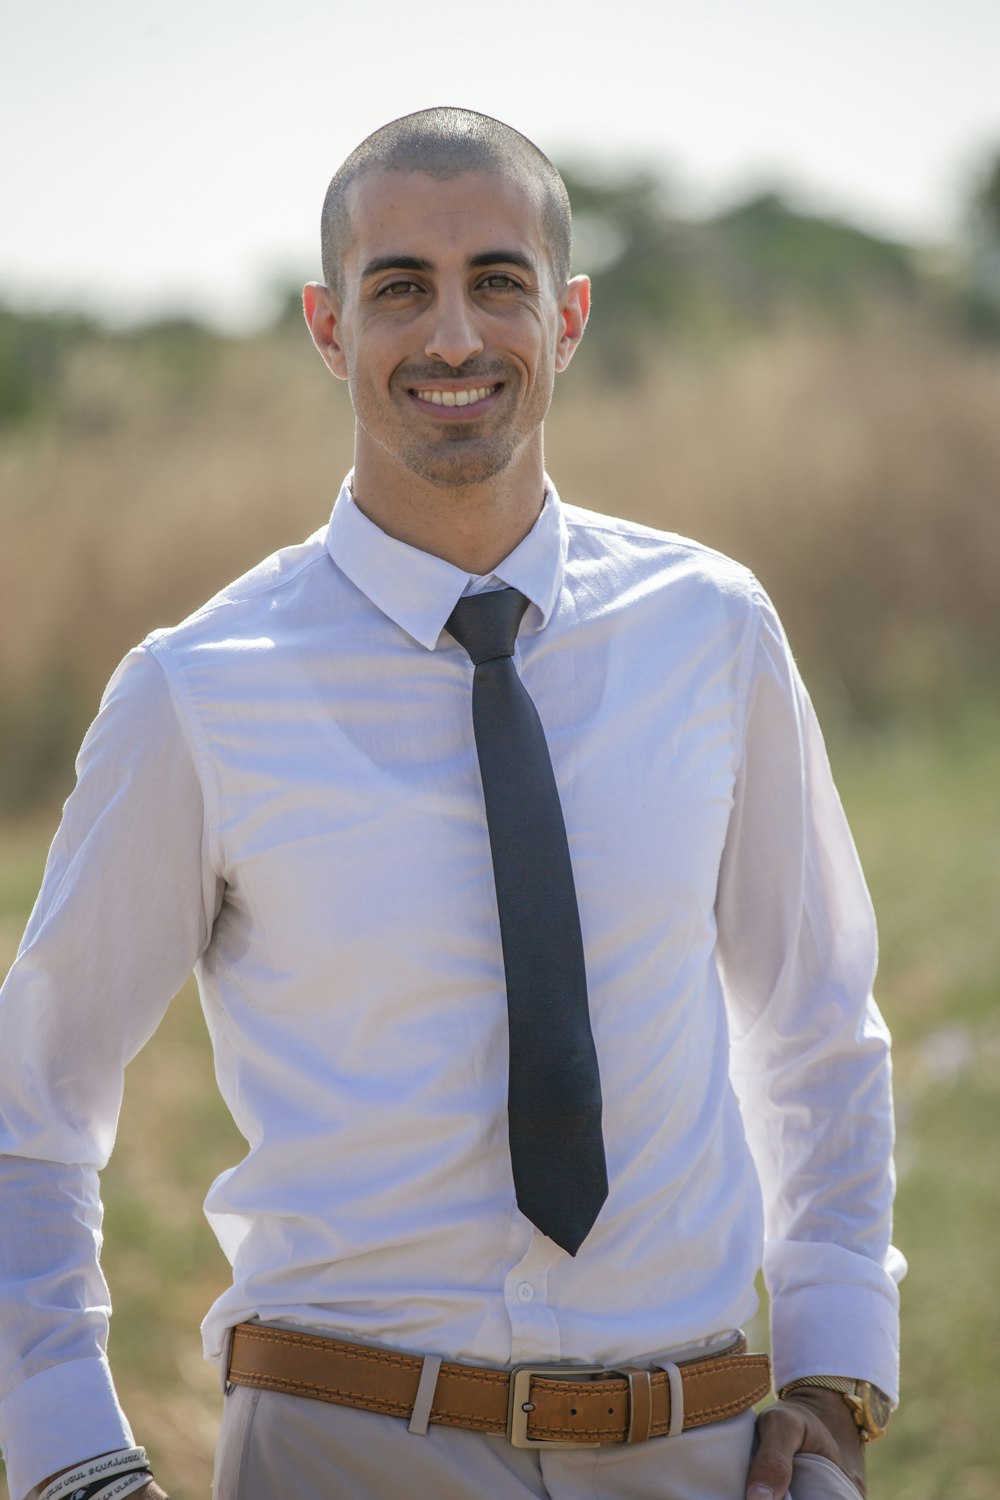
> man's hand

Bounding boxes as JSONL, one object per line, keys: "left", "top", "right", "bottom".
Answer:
{"left": 747, "top": 1386, "right": 866, "bottom": 1500}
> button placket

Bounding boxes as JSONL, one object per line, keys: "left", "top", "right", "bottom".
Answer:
{"left": 505, "top": 1261, "right": 558, "bottom": 1363}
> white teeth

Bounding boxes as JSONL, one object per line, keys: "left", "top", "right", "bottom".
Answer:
{"left": 415, "top": 385, "right": 495, "bottom": 406}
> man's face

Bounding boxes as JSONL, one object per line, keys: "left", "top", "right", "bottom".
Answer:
{"left": 308, "top": 167, "right": 588, "bottom": 490}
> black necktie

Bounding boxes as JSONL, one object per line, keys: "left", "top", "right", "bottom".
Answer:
{"left": 446, "top": 588, "right": 608, "bottom": 1255}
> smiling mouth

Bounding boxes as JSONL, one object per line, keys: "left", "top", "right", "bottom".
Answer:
{"left": 411, "top": 384, "right": 501, "bottom": 408}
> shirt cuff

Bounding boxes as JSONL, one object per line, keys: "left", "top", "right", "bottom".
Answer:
{"left": 767, "top": 1241, "right": 904, "bottom": 1406}
{"left": 0, "top": 1357, "right": 133, "bottom": 1500}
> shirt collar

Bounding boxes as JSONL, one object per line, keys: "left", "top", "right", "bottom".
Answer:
{"left": 324, "top": 473, "right": 567, "bottom": 650}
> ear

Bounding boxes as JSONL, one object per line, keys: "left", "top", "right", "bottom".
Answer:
{"left": 302, "top": 281, "right": 349, "bottom": 380}
{"left": 554, "top": 275, "right": 590, "bottom": 373}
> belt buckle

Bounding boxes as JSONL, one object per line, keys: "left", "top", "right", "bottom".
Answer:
{"left": 507, "top": 1363, "right": 607, "bottom": 1449}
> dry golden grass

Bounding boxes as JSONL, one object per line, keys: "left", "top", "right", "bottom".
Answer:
{"left": 550, "top": 312, "right": 1000, "bottom": 719}
{"left": 3, "top": 308, "right": 1000, "bottom": 812}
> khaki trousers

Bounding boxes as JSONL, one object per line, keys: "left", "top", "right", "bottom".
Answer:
{"left": 213, "top": 1386, "right": 863, "bottom": 1500}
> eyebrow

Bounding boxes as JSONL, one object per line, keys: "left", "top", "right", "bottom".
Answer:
{"left": 361, "top": 255, "right": 433, "bottom": 279}
{"left": 360, "top": 249, "right": 537, "bottom": 279}
{"left": 469, "top": 250, "right": 537, "bottom": 275}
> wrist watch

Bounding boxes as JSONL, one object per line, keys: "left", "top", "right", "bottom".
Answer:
{"left": 777, "top": 1375, "right": 894, "bottom": 1442}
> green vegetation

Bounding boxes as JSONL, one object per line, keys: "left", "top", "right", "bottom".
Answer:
{"left": 0, "top": 307, "right": 100, "bottom": 429}
{"left": 563, "top": 168, "right": 922, "bottom": 375}
{"left": 962, "top": 150, "right": 1000, "bottom": 339}
{"left": 839, "top": 712, "right": 1000, "bottom": 1500}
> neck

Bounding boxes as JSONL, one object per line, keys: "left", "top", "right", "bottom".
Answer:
{"left": 349, "top": 443, "right": 546, "bottom": 575}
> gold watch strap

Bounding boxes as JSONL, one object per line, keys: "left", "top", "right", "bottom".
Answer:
{"left": 779, "top": 1375, "right": 858, "bottom": 1399}
{"left": 778, "top": 1375, "right": 893, "bottom": 1442}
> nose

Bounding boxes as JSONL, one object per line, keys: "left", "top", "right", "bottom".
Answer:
{"left": 424, "top": 287, "right": 484, "bottom": 369}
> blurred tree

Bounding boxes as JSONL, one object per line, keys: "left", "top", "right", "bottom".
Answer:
{"left": 961, "top": 147, "right": 1000, "bottom": 337}
{"left": 557, "top": 167, "right": 919, "bottom": 377}
{"left": 975, "top": 153, "right": 1000, "bottom": 234}
{"left": 122, "top": 316, "right": 221, "bottom": 396}
{"left": 0, "top": 305, "right": 98, "bottom": 428}
{"left": 560, "top": 166, "right": 706, "bottom": 376}
{"left": 702, "top": 192, "right": 916, "bottom": 317}
{"left": 271, "top": 284, "right": 311, "bottom": 333}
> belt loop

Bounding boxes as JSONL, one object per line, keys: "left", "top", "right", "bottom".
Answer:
{"left": 658, "top": 1361, "right": 685, "bottom": 1437}
{"left": 220, "top": 1325, "right": 235, "bottom": 1396}
{"left": 408, "top": 1354, "right": 442, "bottom": 1436}
{"left": 623, "top": 1367, "right": 653, "bottom": 1444}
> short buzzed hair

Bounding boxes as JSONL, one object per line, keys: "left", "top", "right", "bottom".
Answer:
{"left": 320, "top": 107, "right": 572, "bottom": 295}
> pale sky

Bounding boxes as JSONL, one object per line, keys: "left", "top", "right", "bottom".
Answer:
{"left": 2, "top": 0, "right": 998, "bottom": 330}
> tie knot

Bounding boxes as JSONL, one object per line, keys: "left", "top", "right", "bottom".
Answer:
{"left": 446, "top": 588, "right": 530, "bottom": 666}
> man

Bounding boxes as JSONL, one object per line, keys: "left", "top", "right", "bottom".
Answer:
{"left": 0, "top": 108, "right": 902, "bottom": 1500}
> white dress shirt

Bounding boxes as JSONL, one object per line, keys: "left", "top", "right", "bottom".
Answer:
{"left": 0, "top": 478, "right": 903, "bottom": 1498}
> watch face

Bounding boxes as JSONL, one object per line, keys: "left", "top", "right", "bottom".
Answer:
{"left": 865, "top": 1383, "right": 894, "bottom": 1432}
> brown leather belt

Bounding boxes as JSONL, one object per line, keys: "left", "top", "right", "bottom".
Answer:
{"left": 226, "top": 1322, "right": 771, "bottom": 1448}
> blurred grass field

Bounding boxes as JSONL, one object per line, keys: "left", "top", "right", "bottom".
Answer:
{"left": 2, "top": 297, "right": 999, "bottom": 1496}
{"left": 1, "top": 707, "right": 997, "bottom": 1499}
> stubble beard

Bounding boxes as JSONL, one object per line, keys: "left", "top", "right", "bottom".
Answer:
{"left": 393, "top": 425, "right": 523, "bottom": 489}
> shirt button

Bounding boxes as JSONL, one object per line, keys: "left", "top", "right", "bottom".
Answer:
{"left": 516, "top": 1281, "right": 535, "bottom": 1303}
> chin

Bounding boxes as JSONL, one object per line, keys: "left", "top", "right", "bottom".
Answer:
{"left": 402, "top": 440, "right": 518, "bottom": 489}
